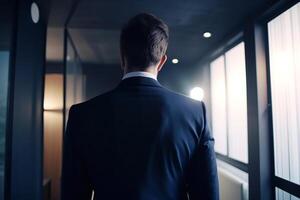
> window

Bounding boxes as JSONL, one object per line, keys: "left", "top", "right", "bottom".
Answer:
{"left": 0, "top": 51, "right": 10, "bottom": 199}
{"left": 225, "top": 43, "right": 248, "bottom": 163}
{"left": 276, "top": 188, "right": 300, "bottom": 200}
{"left": 268, "top": 2, "right": 300, "bottom": 185}
{"left": 210, "top": 56, "right": 227, "bottom": 155}
{"left": 210, "top": 42, "right": 248, "bottom": 163}
{"left": 0, "top": 2, "right": 14, "bottom": 198}
{"left": 65, "top": 36, "right": 85, "bottom": 125}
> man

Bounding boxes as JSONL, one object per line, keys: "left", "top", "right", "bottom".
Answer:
{"left": 61, "top": 13, "right": 219, "bottom": 200}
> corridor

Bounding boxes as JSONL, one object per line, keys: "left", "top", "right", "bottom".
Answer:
{"left": 0, "top": 0, "right": 299, "bottom": 199}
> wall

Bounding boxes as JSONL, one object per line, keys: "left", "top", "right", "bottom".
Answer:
{"left": 43, "top": 74, "right": 63, "bottom": 200}
{"left": 43, "top": 27, "right": 65, "bottom": 200}
{"left": 83, "top": 63, "right": 122, "bottom": 100}
{"left": 10, "top": 0, "right": 47, "bottom": 199}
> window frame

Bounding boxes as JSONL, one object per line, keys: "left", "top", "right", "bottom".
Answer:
{"left": 63, "top": 30, "right": 84, "bottom": 131}
{"left": 216, "top": 153, "right": 248, "bottom": 172}
{"left": 209, "top": 37, "right": 249, "bottom": 171}
{"left": 262, "top": 0, "right": 300, "bottom": 198}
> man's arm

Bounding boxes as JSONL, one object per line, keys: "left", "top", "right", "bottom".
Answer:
{"left": 61, "top": 105, "right": 92, "bottom": 200}
{"left": 187, "top": 102, "right": 219, "bottom": 200}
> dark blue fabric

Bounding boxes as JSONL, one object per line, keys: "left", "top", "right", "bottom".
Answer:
{"left": 61, "top": 77, "right": 219, "bottom": 200}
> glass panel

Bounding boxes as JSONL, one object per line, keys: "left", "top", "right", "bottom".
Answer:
{"left": 210, "top": 55, "right": 228, "bottom": 155}
{"left": 268, "top": 2, "right": 300, "bottom": 185}
{"left": 0, "top": 51, "right": 9, "bottom": 199}
{"left": 0, "top": 1, "right": 14, "bottom": 198}
{"left": 225, "top": 42, "right": 248, "bottom": 163}
{"left": 65, "top": 37, "right": 85, "bottom": 124}
{"left": 276, "top": 188, "right": 300, "bottom": 200}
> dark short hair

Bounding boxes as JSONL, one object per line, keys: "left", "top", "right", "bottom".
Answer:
{"left": 120, "top": 13, "right": 169, "bottom": 69}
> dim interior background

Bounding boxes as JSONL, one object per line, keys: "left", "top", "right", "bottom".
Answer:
{"left": 0, "top": 0, "right": 299, "bottom": 200}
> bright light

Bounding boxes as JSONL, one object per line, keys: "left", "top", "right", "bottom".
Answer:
{"left": 203, "top": 32, "right": 212, "bottom": 38}
{"left": 190, "top": 87, "right": 204, "bottom": 101}
{"left": 172, "top": 58, "right": 179, "bottom": 64}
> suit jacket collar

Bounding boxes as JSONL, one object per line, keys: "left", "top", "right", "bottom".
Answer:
{"left": 117, "top": 77, "right": 162, "bottom": 88}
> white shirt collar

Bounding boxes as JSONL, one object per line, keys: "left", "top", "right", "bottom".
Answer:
{"left": 122, "top": 71, "right": 157, "bottom": 81}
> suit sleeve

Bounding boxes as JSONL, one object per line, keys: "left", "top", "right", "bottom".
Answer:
{"left": 61, "top": 105, "right": 92, "bottom": 200}
{"left": 186, "top": 102, "right": 219, "bottom": 200}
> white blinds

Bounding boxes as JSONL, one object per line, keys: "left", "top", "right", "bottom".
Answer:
{"left": 276, "top": 187, "right": 300, "bottom": 200}
{"left": 225, "top": 42, "right": 248, "bottom": 163}
{"left": 210, "top": 55, "right": 228, "bottom": 155}
{"left": 210, "top": 42, "right": 248, "bottom": 163}
{"left": 268, "top": 2, "right": 300, "bottom": 185}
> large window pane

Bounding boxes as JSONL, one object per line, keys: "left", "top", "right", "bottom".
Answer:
{"left": 268, "top": 2, "right": 300, "bottom": 185}
{"left": 225, "top": 42, "right": 248, "bottom": 163}
{"left": 276, "top": 188, "right": 300, "bottom": 200}
{"left": 210, "top": 55, "right": 228, "bottom": 155}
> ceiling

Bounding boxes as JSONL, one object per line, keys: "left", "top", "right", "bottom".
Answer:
{"left": 62, "top": 0, "right": 277, "bottom": 65}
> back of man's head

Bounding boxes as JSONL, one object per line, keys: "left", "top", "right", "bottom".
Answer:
{"left": 120, "top": 13, "right": 169, "bottom": 70}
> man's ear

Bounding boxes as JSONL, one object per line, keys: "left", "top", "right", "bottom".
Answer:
{"left": 157, "top": 55, "right": 167, "bottom": 72}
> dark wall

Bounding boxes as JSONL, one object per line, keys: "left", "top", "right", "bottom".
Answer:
{"left": 159, "top": 62, "right": 190, "bottom": 94}
{"left": 82, "top": 60, "right": 209, "bottom": 101}
{"left": 159, "top": 60, "right": 211, "bottom": 98}
{"left": 190, "top": 62, "right": 212, "bottom": 121}
{"left": 83, "top": 60, "right": 202, "bottom": 100}
{"left": 83, "top": 63, "right": 122, "bottom": 100}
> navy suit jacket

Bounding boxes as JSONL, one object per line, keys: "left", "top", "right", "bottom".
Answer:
{"left": 61, "top": 77, "right": 219, "bottom": 200}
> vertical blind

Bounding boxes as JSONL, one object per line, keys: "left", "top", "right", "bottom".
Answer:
{"left": 276, "top": 188, "right": 300, "bottom": 200}
{"left": 225, "top": 43, "right": 248, "bottom": 163}
{"left": 268, "top": 2, "right": 300, "bottom": 186}
{"left": 210, "top": 55, "right": 228, "bottom": 155}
